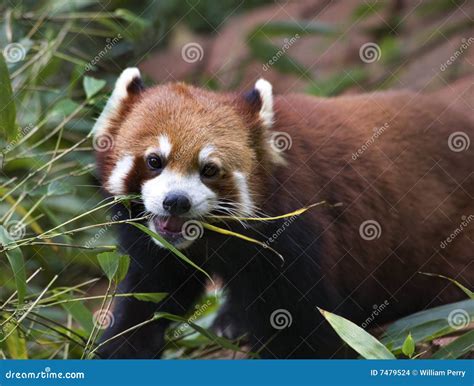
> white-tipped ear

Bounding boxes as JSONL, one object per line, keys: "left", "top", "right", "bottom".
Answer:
{"left": 255, "top": 78, "right": 274, "bottom": 128}
{"left": 93, "top": 67, "right": 143, "bottom": 137}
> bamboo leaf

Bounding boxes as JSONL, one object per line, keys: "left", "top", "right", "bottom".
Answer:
{"left": 0, "top": 52, "right": 17, "bottom": 141}
{"left": 382, "top": 299, "right": 474, "bottom": 352}
{"left": 155, "top": 312, "right": 246, "bottom": 354}
{"left": 83, "top": 76, "right": 106, "bottom": 99}
{"left": 132, "top": 292, "right": 167, "bottom": 303}
{"left": 432, "top": 330, "right": 474, "bottom": 359}
{"left": 212, "top": 201, "right": 327, "bottom": 222}
{"left": 60, "top": 295, "right": 94, "bottom": 334}
{"left": 131, "top": 223, "right": 213, "bottom": 283}
{"left": 202, "top": 222, "right": 284, "bottom": 263}
{"left": 0, "top": 226, "right": 26, "bottom": 304}
{"left": 97, "top": 251, "right": 130, "bottom": 284}
{"left": 318, "top": 308, "right": 396, "bottom": 359}
{"left": 4, "top": 328, "right": 27, "bottom": 359}
{"left": 402, "top": 333, "right": 415, "bottom": 358}
{"left": 420, "top": 272, "right": 473, "bottom": 299}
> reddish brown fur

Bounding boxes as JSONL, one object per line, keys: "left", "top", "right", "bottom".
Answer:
{"left": 100, "top": 84, "right": 473, "bottom": 307}
{"left": 268, "top": 90, "right": 473, "bottom": 311}
{"left": 96, "top": 78, "right": 473, "bottom": 359}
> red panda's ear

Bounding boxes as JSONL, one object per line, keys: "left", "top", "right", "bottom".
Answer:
{"left": 241, "top": 79, "right": 286, "bottom": 166}
{"left": 92, "top": 67, "right": 144, "bottom": 139}
{"left": 242, "top": 78, "right": 274, "bottom": 129}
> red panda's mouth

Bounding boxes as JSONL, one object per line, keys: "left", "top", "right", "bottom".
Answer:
{"left": 153, "top": 216, "right": 186, "bottom": 238}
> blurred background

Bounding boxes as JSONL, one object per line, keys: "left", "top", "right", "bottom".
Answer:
{"left": 0, "top": 0, "right": 472, "bottom": 359}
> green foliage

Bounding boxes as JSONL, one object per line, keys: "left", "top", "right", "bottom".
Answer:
{"left": 432, "top": 330, "right": 474, "bottom": 359}
{"left": 97, "top": 251, "right": 130, "bottom": 284}
{"left": 0, "top": 54, "right": 16, "bottom": 141}
{"left": 0, "top": 227, "right": 26, "bottom": 305}
{"left": 0, "top": 0, "right": 472, "bottom": 360}
{"left": 247, "top": 20, "right": 337, "bottom": 77}
{"left": 381, "top": 299, "right": 474, "bottom": 353}
{"left": 83, "top": 76, "right": 106, "bottom": 100}
{"left": 131, "top": 222, "right": 214, "bottom": 283}
{"left": 319, "top": 308, "right": 396, "bottom": 359}
{"left": 402, "top": 333, "right": 415, "bottom": 358}
{"left": 307, "top": 68, "right": 369, "bottom": 97}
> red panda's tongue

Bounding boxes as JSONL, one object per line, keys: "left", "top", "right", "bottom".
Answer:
{"left": 159, "top": 216, "right": 185, "bottom": 234}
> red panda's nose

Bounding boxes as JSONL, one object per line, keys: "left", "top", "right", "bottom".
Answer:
{"left": 163, "top": 192, "right": 192, "bottom": 215}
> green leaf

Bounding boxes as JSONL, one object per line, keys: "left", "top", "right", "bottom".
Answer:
{"left": 50, "top": 99, "right": 80, "bottom": 118}
{"left": 131, "top": 223, "right": 213, "bottom": 284}
{"left": 382, "top": 299, "right": 474, "bottom": 352}
{"left": 115, "top": 255, "right": 130, "bottom": 284}
{"left": 432, "top": 330, "right": 474, "bottom": 359}
{"left": 47, "top": 181, "right": 74, "bottom": 196}
{"left": 0, "top": 226, "right": 26, "bottom": 305}
{"left": 83, "top": 76, "right": 106, "bottom": 100}
{"left": 307, "top": 67, "right": 368, "bottom": 96}
{"left": 132, "top": 292, "right": 167, "bottom": 303}
{"left": 402, "top": 333, "right": 415, "bottom": 358}
{"left": 155, "top": 312, "right": 245, "bottom": 354}
{"left": 60, "top": 295, "right": 94, "bottom": 335}
{"left": 4, "top": 327, "right": 28, "bottom": 359}
{"left": 318, "top": 308, "right": 396, "bottom": 359}
{"left": 0, "top": 52, "right": 17, "bottom": 141}
{"left": 420, "top": 272, "right": 473, "bottom": 299}
{"left": 97, "top": 251, "right": 130, "bottom": 284}
{"left": 248, "top": 38, "right": 308, "bottom": 76}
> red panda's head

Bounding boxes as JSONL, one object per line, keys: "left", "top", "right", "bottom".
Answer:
{"left": 94, "top": 68, "right": 283, "bottom": 248}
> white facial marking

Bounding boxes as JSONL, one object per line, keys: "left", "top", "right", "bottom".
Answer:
{"left": 158, "top": 135, "right": 172, "bottom": 158}
{"left": 106, "top": 155, "right": 134, "bottom": 195}
{"left": 142, "top": 169, "right": 216, "bottom": 218}
{"left": 93, "top": 67, "right": 141, "bottom": 137}
{"left": 233, "top": 171, "right": 254, "bottom": 216}
{"left": 255, "top": 78, "right": 274, "bottom": 128}
{"left": 198, "top": 145, "right": 216, "bottom": 164}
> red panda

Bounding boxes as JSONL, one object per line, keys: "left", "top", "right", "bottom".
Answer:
{"left": 94, "top": 68, "right": 473, "bottom": 359}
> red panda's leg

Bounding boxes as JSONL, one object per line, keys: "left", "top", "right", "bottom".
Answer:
{"left": 96, "top": 252, "right": 205, "bottom": 359}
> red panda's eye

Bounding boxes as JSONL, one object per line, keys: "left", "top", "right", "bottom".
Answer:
{"left": 201, "top": 163, "right": 219, "bottom": 178}
{"left": 146, "top": 155, "right": 163, "bottom": 170}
